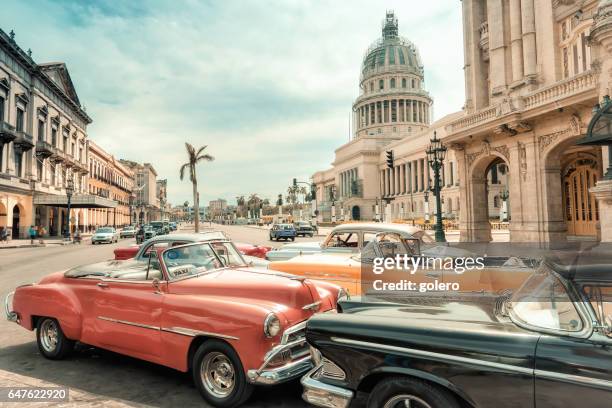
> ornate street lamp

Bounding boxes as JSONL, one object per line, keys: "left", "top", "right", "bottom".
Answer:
{"left": 499, "top": 189, "right": 510, "bottom": 222}
{"left": 426, "top": 131, "right": 447, "bottom": 242}
{"left": 64, "top": 176, "right": 74, "bottom": 240}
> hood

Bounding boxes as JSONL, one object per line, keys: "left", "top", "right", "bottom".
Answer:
{"left": 168, "top": 267, "right": 327, "bottom": 321}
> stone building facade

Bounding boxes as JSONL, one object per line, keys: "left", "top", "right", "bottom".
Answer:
{"left": 313, "top": 3, "right": 611, "bottom": 243}
{"left": 87, "top": 141, "right": 134, "bottom": 229}
{"left": 120, "top": 160, "right": 160, "bottom": 224}
{"left": 0, "top": 28, "right": 99, "bottom": 238}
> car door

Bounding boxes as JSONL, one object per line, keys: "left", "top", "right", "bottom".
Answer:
{"left": 92, "top": 254, "right": 166, "bottom": 362}
{"left": 534, "top": 283, "right": 612, "bottom": 407}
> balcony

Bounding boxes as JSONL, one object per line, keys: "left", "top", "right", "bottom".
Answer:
{"left": 13, "top": 131, "right": 34, "bottom": 152}
{"left": 446, "top": 70, "right": 598, "bottom": 135}
{"left": 523, "top": 70, "right": 598, "bottom": 110}
{"left": 0, "top": 121, "right": 16, "bottom": 144}
{"left": 35, "top": 140, "right": 55, "bottom": 159}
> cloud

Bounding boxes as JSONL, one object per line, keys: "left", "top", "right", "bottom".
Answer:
{"left": 1, "top": 0, "right": 464, "bottom": 206}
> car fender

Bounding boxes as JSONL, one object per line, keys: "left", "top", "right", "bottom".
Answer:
{"left": 13, "top": 283, "right": 83, "bottom": 340}
{"left": 161, "top": 294, "right": 289, "bottom": 372}
{"left": 360, "top": 366, "right": 476, "bottom": 407}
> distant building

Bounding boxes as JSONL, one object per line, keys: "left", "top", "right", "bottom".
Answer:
{"left": 87, "top": 141, "right": 134, "bottom": 228}
{"left": 120, "top": 160, "right": 160, "bottom": 223}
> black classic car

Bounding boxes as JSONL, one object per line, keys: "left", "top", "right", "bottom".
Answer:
{"left": 301, "top": 255, "right": 612, "bottom": 408}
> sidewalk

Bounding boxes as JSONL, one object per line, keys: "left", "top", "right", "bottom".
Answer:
{"left": 0, "top": 235, "right": 92, "bottom": 249}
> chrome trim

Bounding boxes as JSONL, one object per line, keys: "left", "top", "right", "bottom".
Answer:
{"left": 535, "top": 369, "right": 612, "bottom": 390}
{"left": 161, "top": 326, "right": 239, "bottom": 341}
{"left": 97, "top": 316, "right": 160, "bottom": 331}
{"left": 331, "top": 337, "right": 533, "bottom": 376}
{"left": 301, "top": 365, "right": 354, "bottom": 408}
{"left": 303, "top": 301, "right": 322, "bottom": 311}
{"left": 4, "top": 291, "right": 18, "bottom": 322}
{"left": 247, "top": 355, "right": 313, "bottom": 385}
{"left": 97, "top": 317, "right": 240, "bottom": 340}
{"left": 281, "top": 320, "right": 307, "bottom": 344}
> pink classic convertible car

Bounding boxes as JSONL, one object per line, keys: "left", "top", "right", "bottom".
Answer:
{"left": 5, "top": 241, "right": 346, "bottom": 408}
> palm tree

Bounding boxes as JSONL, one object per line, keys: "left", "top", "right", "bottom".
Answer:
{"left": 179, "top": 143, "right": 214, "bottom": 232}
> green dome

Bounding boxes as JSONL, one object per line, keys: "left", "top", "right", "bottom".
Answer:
{"left": 361, "top": 12, "right": 424, "bottom": 78}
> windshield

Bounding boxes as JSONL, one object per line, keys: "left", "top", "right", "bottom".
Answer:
{"left": 162, "top": 243, "right": 223, "bottom": 279}
{"left": 509, "top": 264, "right": 583, "bottom": 333}
{"left": 96, "top": 228, "right": 113, "bottom": 233}
{"left": 162, "top": 242, "right": 247, "bottom": 279}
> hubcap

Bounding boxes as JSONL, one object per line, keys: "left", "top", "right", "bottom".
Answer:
{"left": 383, "top": 395, "right": 433, "bottom": 408}
{"left": 39, "top": 320, "right": 59, "bottom": 353}
{"left": 201, "top": 352, "right": 236, "bottom": 398}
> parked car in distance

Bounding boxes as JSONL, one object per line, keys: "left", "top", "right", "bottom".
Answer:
{"left": 119, "top": 226, "right": 137, "bottom": 238}
{"left": 301, "top": 255, "right": 612, "bottom": 408}
{"left": 6, "top": 241, "right": 346, "bottom": 408}
{"left": 234, "top": 242, "right": 272, "bottom": 259}
{"left": 113, "top": 232, "right": 270, "bottom": 268}
{"left": 268, "top": 223, "right": 494, "bottom": 295}
{"left": 150, "top": 220, "right": 169, "bottom": 235}
{"left": 294, "top": 221, "right": 316, "bottom": 237}
{"left": 169, "top": 222, "right": 177, "bottom": 231}
{"left": 144, "top": 225, "right": 156, "bottom": 240}
{"left": 91, "top": 227, "right": 119, "bottom": 244}
{"left": 269, "top": 223, "right": 297, "bottom": 241}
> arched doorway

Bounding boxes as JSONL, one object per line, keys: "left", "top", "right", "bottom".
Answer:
{"left": 351, "top": 205, "right": 361, "bottom": 221}
{"left": 12, "top": 205, "right": 21, "bottom": 239}
{"left": 562, "top": 157, "right": 599, "bottom": 237}
{"left": 464, "top": 153, "right": 511, "bottom": 242}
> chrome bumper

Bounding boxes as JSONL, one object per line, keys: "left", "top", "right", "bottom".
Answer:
{"left": 301, "top": 365, "right": 354, "bottom": 408}
{"left": 4, "top": 291, "right": 18, "bottom": 322}
{"left": 247, "top": 321, "right": 312, "bottom": 385}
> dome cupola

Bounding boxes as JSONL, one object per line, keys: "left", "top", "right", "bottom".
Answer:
{"left": 360, "top": 11, "right": 424, "bottom": 81}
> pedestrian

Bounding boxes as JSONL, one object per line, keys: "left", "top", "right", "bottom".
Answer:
{"left": 0, "top": 226, "right": 7, "bottom": 244}
{"left": 74, "top": 228, "right": 81, "bottom": 244}
{"left": 37, "top": 225, "right": 46, "bottom": 245}
{"left": 28, "top": 225, "right": 36, "bottom": 244}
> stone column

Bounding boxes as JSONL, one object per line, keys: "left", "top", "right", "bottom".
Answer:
{"left": 520, "top": 0, "right": 537, "bottom": 79}
{"left": 589, "top": 0, "right": 612, "bottom": 241}
{"left": 509, "top": 0, "right": 524, "bottom": 83}
{"left": 403, "top": 100, "right": 407, "bottom": 122}
{"left": 591, "top": 180, "right": 612, "bottom": 241}
{"left": 487, "top": 0, "right": 508, "bottom": 95}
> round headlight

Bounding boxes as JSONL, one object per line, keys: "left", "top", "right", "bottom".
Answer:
{"left": 264, "top": 313, "right": 281, "bottom": 338}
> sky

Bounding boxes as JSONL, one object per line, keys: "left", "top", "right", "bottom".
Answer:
{"left": 1, "top": 0, "right": 465, "bottom": 206}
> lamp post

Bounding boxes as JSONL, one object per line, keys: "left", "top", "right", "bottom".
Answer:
{"left": 499, "top": 189, "right": 510, "bottom": 222}
{"left": 423, "top": 187, "right": 430, "bottom": 223}
{"left": 426, "top": 131, "right": 447, "bottom": 242}
{"left": 64, "top": 176, "right": 74, "bottom": 240}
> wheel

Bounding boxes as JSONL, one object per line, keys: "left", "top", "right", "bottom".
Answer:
{"left": 290, "top": 237, "right": 295, "bottom": 241}
{"left": 36, "top": 317, "right": 74, "bottom": 360}
{"left": 308, "top": 233, "right": 313, "bottom": 237}
{"left": 269, "top": 235, "right": 274, "bottom": 241}
{"left": 192, "top": 340, "right": 253, "bottom": 408}
{"left": 367, "top": 377, "right": 459, "bottom": 408}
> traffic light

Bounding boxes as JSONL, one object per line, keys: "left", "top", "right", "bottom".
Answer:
{"left": 386, "top": 150, "right": 394, "bottom": 169}
{"left": 293, "top": 178, "right": 297, "bottom": 188}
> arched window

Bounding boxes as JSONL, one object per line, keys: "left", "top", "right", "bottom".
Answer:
{"left": 390, "top": 78, "right": 396, "bottom": 88}
{"left": 402, "top": 78, "right": 407, "bottom": 88}
{"left": 379, "top": 79, "right": 384, "bottom": 90}
{"left": 559, "top": 15, "right": 591, "bottom": 78}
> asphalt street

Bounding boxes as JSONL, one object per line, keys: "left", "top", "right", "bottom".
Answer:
{"left": 0, "top": 224, "right": 326, "bottom": 408}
